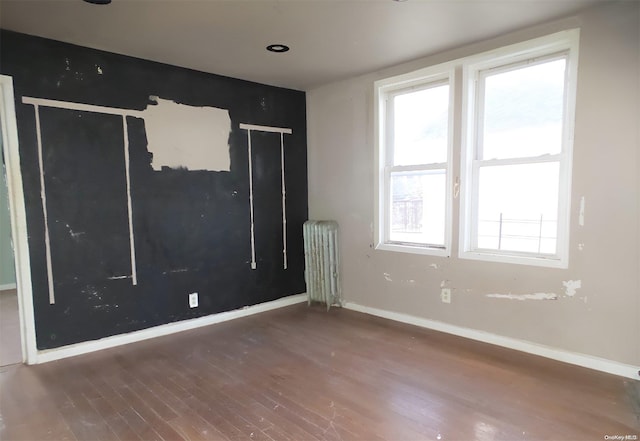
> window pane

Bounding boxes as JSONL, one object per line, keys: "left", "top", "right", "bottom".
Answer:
{"left": 481, "top": 58, "right": 566, "bottom": 160}
{"left": 390, "top": 170, "right": 446, "bottom": 246}
{"left": 476, "top": 162, "right": 559, "bottom": 254}
{"left": 393, "top": 84, "right": 449, "bottom": 165}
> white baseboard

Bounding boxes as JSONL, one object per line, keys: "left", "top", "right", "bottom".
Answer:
{"left": 35, "top": 293, "right": 307, "bottom": 364}
{"left": 343, "top": 301, "right": 640, "bottom": 380}
{"left": 0, "top": 283, "right": 17, "bottom": 291}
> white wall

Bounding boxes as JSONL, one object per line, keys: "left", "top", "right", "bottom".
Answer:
{"left": 307, "top": 1, "right": 640, "bottom": 367}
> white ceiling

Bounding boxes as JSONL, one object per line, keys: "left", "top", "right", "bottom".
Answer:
{"left": 0, "top": 0, "right": 605, "bottom": 90}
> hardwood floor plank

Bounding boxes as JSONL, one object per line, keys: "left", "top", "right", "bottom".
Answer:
{"left": 103, "top": 413, "right": 144, "bottom": 441}
{"left": 115, "top": 384, "right": 186, "bottom": 440}
{"left": 56, "top": 390, "right": 119, "bottom": 441}
{"left": 1, "top": 304, "right": 638, "bottom": 441}
{"left": 118, "top": 407, "right": 163, "bottom": 440}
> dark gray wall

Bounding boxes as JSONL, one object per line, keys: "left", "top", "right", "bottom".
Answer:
{"left": 0, "top": 30, "right": 308, "bottom": 349}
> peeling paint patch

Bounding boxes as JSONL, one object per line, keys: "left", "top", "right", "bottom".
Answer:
{"left": 440, "top": 280, "right": 449, "bottom": 288}
{"left": 81, "top": 285, "right": 103, "bottom": 302}
{"left": 486, "top": 292, "right": 558, "bottom": 301}
{"left": 96, "top": 65, "right": 103, "bottom": 74}
{"left": 429, "top": 263, "right": 439, "bottom": 269}
{"left": 383, "top": 272, "right": 392, "bottom": 282}
{"left": 453, "top": 177, "right": 460, "bottom": 199}
{"left": 64, "top": 223, "right": 85, "bottom": 240}
{"left": 563, "top": 280, "right": 582, "bottom": 297}
{"left": 108, "top": 275, "right": 130, "bottom": 280}
{"left": 579, "top": 196, "right": 585, "bottom": 226}
{"left": 143, "top": 97, "right": 231, "bottom": 171}
{"left": 162, "top": 268, "right": 189, "bottom": 275}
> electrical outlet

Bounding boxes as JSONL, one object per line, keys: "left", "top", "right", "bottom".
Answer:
{"left": 441, "top": 288, "right": 451, "bottom": 304}
{"left": 189, "top": 292, "right": 198, "bottom": 308}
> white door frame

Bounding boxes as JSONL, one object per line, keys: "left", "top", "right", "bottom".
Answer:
{"left": 0, "top": 75, "right": 37, "bottom": 364}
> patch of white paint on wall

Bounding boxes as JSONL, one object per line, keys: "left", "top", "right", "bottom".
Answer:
{"left": 578, "top": 243, "right": 584, "bottom": 251}
{"left": 383, "top": 272, "right": 392, "bottom": 282}
{"left": 562, "top": 279, "right": 582, "bottom": 297}
{"left": 486, "top": 292, "right": 558, "bottom": 301}
{"left": 429, "top": 263, "right": 439, "bottom": 269}
{"left": 578, "top": 196, "right": 585, "bottom": 226}
{"left": 143, "top": 97, "right": 231, "bottom": 172}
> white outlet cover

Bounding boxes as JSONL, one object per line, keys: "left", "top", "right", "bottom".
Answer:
{"left": 189, "top": 292, "right": 198, "bottom": 308}
{"left": 441, "top": 288, "right": 451, "bottom": 304}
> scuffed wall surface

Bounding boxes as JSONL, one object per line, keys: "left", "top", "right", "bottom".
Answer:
{"left": 307, "top": 2, "right": 639, "bottom": 366}
{"left": 0, "top": 31, "right": 308, "bottom": 349}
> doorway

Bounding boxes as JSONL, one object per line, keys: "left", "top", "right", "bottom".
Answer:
{"left": 0, "top": 74, "right": 37, "bottom": 365}
{"left": 0, "top": 154, "right": 21, "bottom": 366}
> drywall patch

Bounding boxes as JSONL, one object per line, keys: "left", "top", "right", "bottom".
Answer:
{"left": 142, "top": 97, "right": 231, "bottom": 171}
{"left": 486, "top": 292, "right": 558, "bottom": 301}
{"left": 383, "top": 272, "right": 392, "bottom": 282}
{"left": 429, "top": 263, "right": 439, "bottom": 269}
{"left": 563, "top": 280, "right": 582, "bottom": 297}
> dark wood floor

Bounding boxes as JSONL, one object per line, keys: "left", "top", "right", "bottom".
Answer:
{"left": 1, "top": 303, "right": 638, "bottom": 441}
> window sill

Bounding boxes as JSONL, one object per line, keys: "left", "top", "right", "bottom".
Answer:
{"left": 376, "top": 242, "right": 450, "bottom": 257}
{"left": 459, "top": 250, "right": 567, "bottom": 269}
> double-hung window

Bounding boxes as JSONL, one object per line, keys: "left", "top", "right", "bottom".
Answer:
{"left": 375, "top": 65, "right": 454, "bottom": 256}
{"left": 375, "top": 30, "right": 579, "bottom": 267}
{"left": 460, "top": 30, "right": 579, "bottom": 268}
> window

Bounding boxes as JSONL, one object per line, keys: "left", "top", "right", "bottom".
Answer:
{"left": 375, "top": 29, "right": 579, "bottom": 267}
{"left": 375, "top": 66, "right": 454, "bottom": 256}
{"left": 460, "top": 30, "right": 579, "bottom": 268}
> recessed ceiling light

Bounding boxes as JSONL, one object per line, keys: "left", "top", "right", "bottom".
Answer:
{"left": 83, "top": 0, "right": 112, "bottom": 4}
{"left": 266, "top": 44, "right": 290, "bottom": 53}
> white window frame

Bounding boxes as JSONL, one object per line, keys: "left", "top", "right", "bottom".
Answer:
{"left": 374, "top": 63, "right": 455, "bottom": 257}
{"left": 459, "top": 29, "right": 580, "bottom": 268}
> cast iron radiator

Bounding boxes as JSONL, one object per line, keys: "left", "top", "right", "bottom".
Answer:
{"left": 303, "top": 220, "right": 340, "bottom": 309}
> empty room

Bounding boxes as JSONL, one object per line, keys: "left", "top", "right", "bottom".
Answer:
{"left": 0, "top": 0, "right": 639, "bottom": 439}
